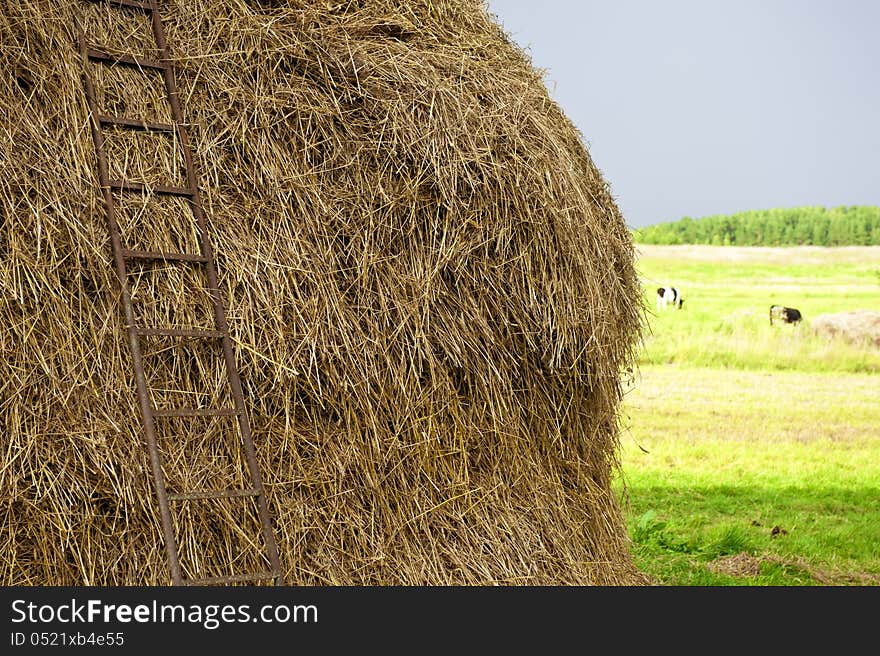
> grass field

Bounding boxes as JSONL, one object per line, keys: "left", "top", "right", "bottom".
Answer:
{"left": 616, "top": 245, "right": 880, "bottom": 585}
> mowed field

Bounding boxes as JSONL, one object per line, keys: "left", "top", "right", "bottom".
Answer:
{"left": 617, "top": 245, "right": 880, "bottom": 585}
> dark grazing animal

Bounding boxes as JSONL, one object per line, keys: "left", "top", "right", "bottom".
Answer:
{"left": 770, "top": 305, "right": 802, "bottom": 325}
{"left": 656, "top": 287, "right": 684, "bottom": 311}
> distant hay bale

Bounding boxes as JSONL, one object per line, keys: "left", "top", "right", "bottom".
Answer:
{"left": 811, "top": 311, "right": 880, "bottom": 348}
{"left": 1, "top": 0, "right": 646, "bottom": 585}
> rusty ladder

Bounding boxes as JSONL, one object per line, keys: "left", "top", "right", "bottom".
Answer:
{"left": 77, "top": 0, "right": 283, "bottom": 586}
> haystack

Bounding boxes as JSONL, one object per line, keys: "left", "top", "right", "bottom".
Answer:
{"left": 0, "top": 0, "right": 646, "bottom": 585}
{"left": 811, "top": 311, "right": 880, "bottom": 348}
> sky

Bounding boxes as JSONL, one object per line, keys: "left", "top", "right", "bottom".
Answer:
{"left": 484, "top": 1, "right": 880, "bottom": 228}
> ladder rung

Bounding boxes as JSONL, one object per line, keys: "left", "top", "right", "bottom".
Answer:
{"left": 152, "top": 408, "right": 241, "bottom": 418}
{"left": 108, "top": 180, "right": 192, "bottom": 197}
{"left": 84, "top": 0, "right": 153, "bottom": 11}
{"left": 167, "top": 489, "right": 260, "bottom": 502}
{"left": 182, "top": 570, "right": 281, "bottom": 586}
{"left": 122, "top": 250, "right": 208, "bottom": 263}
{"left": 134, "top": 328, "right": 225, "bottom": 338}
{"left": 99, "top": 114, "right": 175, "bottom": 132}
{"left": 87, "top": 48, "right": 167, "bottom": 71}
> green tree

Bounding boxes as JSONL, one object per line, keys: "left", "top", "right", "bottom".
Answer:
{"left": 631, "top": 205, "right": 880, "bottom": 247}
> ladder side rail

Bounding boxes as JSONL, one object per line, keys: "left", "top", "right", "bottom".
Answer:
{"left": 148, "top": 3, "right": 285, "bottom": 584}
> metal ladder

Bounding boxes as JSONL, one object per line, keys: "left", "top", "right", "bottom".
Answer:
{"left": 77, "top": 0, "right": 284, "bottom": 586}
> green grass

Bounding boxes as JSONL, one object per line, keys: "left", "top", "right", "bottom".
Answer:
{"left": 617, "top": 245, "right": 880, "bottom": 585}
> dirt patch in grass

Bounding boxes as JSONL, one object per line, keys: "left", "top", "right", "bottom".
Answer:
{"left": 707, "top": 552, "right": 762, "bottom": 577}
{"left": 708, "top": 552, "right": 880, "bottom": 585}
{"left": 804, "top": 563, "right": 880, "bottom": 586}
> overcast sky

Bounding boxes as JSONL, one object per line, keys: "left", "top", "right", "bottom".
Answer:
{"left": 484, "top": 1, "right": 880, "bottom": 228}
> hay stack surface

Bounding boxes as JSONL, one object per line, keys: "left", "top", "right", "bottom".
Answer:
{"left": 1, "top": 0, "right": 646, "bottom": 584}
{"left": 811, "top": 311, "right": 880, "bottom": 348}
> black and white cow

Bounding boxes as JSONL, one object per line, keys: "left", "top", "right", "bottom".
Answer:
{"left": 656, "top": 287, "right": 684, "bottom": 311}
{"left": 769, "top": 305, "right": 802, "bottom": 325}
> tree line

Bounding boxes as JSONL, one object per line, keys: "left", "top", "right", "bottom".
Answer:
{"left": 632, "top": 206, "right": 880, "bottom": 246}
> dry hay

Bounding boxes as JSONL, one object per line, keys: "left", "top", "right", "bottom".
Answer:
{"left": 811, "top": 311, "right": 880, "bottom": 348}
{"left": 0, "top": 0, "right": 646, "bottom": 585}
{"left": 707, "top": 552, "right": 762, "bottom": 578}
